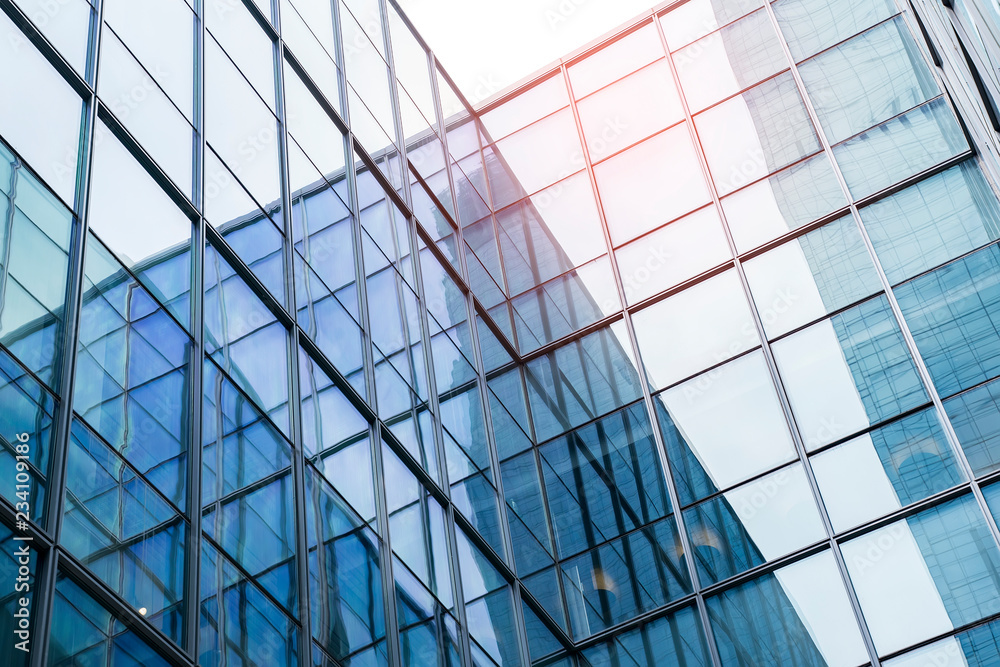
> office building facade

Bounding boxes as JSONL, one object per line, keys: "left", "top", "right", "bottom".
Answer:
{"left": 4, "top": 0, "right": 1000, "bottom": 665}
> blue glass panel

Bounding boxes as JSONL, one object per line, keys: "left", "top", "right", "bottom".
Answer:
{"left": 62, "top": 420, "right": 185, "bottom": 644}
{"left": 709, "top": 551, "right": 869, "bottom": 666}
{"left": 0, "top": 524, "right": 34, "bottom": 664}
{"left": 774, "top": 0, "right": 897, "bottom": 61}
{"left": 522, "top": 603, "right": 562, "bottom": 662}
{"left": 885, "top": 616, "right": 1000, "bottom": 667}
{"left": 834, "top": 98, "right": 967, "bottom": 200}
{"left": 843, "top": 495, "right": 1000, "bottom": 655}
{"left": 945, "top": 377, "right": 1000, "bottom": 477}
{"left": 773, "top": 295, "right": 927, "bottom": 450}
{"left": 580, "top": 605, "right": 710, "bottom": 667}
{"left": 205, "top": 243, "right": 290, "bottom": 432}
{"left": 895, "top": 243, "right": 1000, "bottom": 398}
{"left": 49, "top": 576, "right": 172, "bottom": 666}
{"left": 0, "top": 346, "right": 55, "bottom": 526}
{"left": 500, "top": 451, "right": 553, "bottom": 575}
{"left": 0, "top": 141, "right": 73, "bottom": 389}
{"left": 304, "top": 465, "right": 387, "bottom": 661}
{"left": 539, "top": 403, "right": 670, "bottom": 559}
{"left": 74, "top": 234, "right": 190, "bottom": 510}
{"left": 860, "top": 160, "right": 1000, "bottom": 284}
{"left": 561, "top": 517, "right": 690, "bottom": 640}
{"left": 394, "top": 557, "right": 462, "bottom": 667}
{"left": 526, "top": 324, "right": 642, "bottom": 442}
{"left": 200, "top": 541, "right": 299, "bottom": 667}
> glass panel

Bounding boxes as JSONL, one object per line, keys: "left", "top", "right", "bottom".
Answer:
{"left": 722, "top": 152, "right": 846, "bottom": 253}
{"left": 206, "top": 0, "right": 275, "bottom": 109}
{"left": 773, "top": 295, "right": 927, "bottom": 450}
{"left": 945, "top": 377, "right": 1000, "bottom": 477}
{"left": 98, "top": 29, "right": 193, "bottom": 195}
{"left": 304, "top": 465, "right": 387, "bottom": 662}
{"left": 284, "top": 63, "right": 346, "bottom": 179}
{"left": 842, "top": 495, "right": 1000, "bottom": 656}
{"left": 675, "top": 9, "right": 788, "bottom": 112}
{"left": 579, "top": 605, "right": 710, "bottom": 667}
{"left": 480, "top": 74, "right": 568, "bottom": 141}
{"left": 895, "top": 243, "right": 1000, "bottom": 398}
{"left": 860, "top": 160, "right": 1000, "bottom": 284}
{"left": 685, "top": 463, "right": 826, "bottom": 585}
{"left": 696, "top": 72, "right": 820, "bottom": 196}
{"left": 281, "top": 0, "right": 342, "bottom": 112}
{"left": 206, "top": 35, "right": 282, "bottom": 210}
{"left": 495, "top": 172, "right": 605, "bottom": 295}
{"left": 0, "top": 139, "right": 73, "bottom": 388}
{"left": 394, "top": 556, "right": 462, "bottom": 667}
{"left": 89, "top": 122, "right": 193, "bottom": 330}
{"left": 659, "top": 0, "right": 764, "bottom": 50}
{"left": 561, "top": 516, "right": 690, "bottom": 640}
{"left": 204, "top": 243, "right": 290, "bottom": 433}
{"left": 774, "top": 0, "right": 898, "bottom": 61}
{"left": 12, "top": 0, "right": 91, "bottom": 74}
{"left": 884, "top": 617, "right": 1000, "bottom": 667}
{"left": 0, "top": 347, "right": 55, "bottom": 527}
{"left": 491, "top": 109, "right": 584, "bottom": 198}
{"left": 62, "top": 419, "right": 185, "bottom": 643}
{"left": 812, "top": 407, "right": 964, "bottom": 531}
{"left": 200, "top": 541, "right": 299, "bottom": 667}
{"left": 834, "top": 98, "right": 968, "bottom": 200}
{"left": 743, "top": 215, "right": 882, "bottom": 339}
{"left": 525, "top": 323, "right": 642, "bottom": 442}
{"left": 655, "top": 351, "right": 797, "bottom": 505}
{"left": 594, "top": 123, "right": 711, "bottom": 245}
{"left": 633, "top": 270, "right": 759, "bottom": 389}
{"left": 539, "top": 403, "right": 671, "bottom": 558}
{"left": 74, "top": 234, "right": 190, "bottom": 510}
{"left": 0, "top": 7, "right": 83, "bottom": 203}
{"left": 708, "top": 550, "right": 869, "bottom": 667}
{"left": 568, "top": 23, "right": 664, "bottom": 99}
{"left": 49, "top": 575, "right": 172, "bottom": 666}
{"left": 616, "top": 205, "right": 732, "bottom": 305}
{"left": 577, "top": 60, "right": 683, "bottom": 162}
{"left": 799, "top": 18, "right": 939, "bottom": 144}
{"left": 0, "top": 524, "right": 34, "bottom": 664}
{"left": 102, "top": 0, "right": 194, "bottom": 117}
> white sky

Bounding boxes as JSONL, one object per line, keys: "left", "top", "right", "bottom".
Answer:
{"left": 397, "top": 0, "right": 661, "bottom": 106}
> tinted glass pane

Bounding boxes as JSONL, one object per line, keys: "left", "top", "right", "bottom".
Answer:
{"left": 660, "top": 0, "right": 764, "bottom": 50}
{"left": 860, "top": 160, "right": 1000, "bottom": 284}
{"left": 812, "top": 407, "right": 964, "bottom": 531}
{"left": 842, "top": 495, "right": 1000, "bottom": 656}
{"left": 895, "top": 243, "right": 1000, "bottom": 398}
{"left": 773, "top": 295, "right": 927, "bottom": 450}
{"left": 580, "top": 605, "right": 710, "bottom": 667}
{"left": 708, "top": 550, "right": 869, "bottom": 667}
{"left": 885, "top": 617, "right": 1000, "bottom": 667}
{"left": 743, "top": 215, "right": 882, "bottom": 339}
{"left": 774, "top": 0, "right": 897, "bottom": 61}
{"left": 569, "top": 23, "right": 664, "bottom": 99}
{"left": 945, "top": 377, "right": 1000, "bottom": 477}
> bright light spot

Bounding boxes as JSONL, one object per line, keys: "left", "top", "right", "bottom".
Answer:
{"left": 139, "top": 607, "right": 147, "bottom": 616}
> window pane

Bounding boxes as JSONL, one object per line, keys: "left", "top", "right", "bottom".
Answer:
{"left": 12, "top": 0, "right": 91, "bottom": 74}
{"left": 578, "top": 59, "right": 683, "bottom": 162}
{"left": 675, "top": 9, "right": 788, "bottom": 112}
{"left": 89, "top": 122, "right": 193, "bottom": 330}
{"left": 0, "top": 140, "right": 73, "bottom": 387}
{"left": 743, "top": 215, "right": 882, "bottom": 339}
{"left": 580, "top": 606, "right": 711, "bottom": 667}
{"left": 696, "top": 73, "right": 820, "bottom": 196}
{"left": 860, "top": 160, "right": 1000, "bottom": 284}
{"left": 945, "top": 377, "right": 1000, "bottom": 477}
{"left": 594, "top": 123, "right": 711, "bottom": 245}
{"left": 480, "top": 74, "right": 568, "bottom": 140}
{"left": 491, "top": 108, "right": 584, "bottom": 197}
{"left": 568, "top": 23, "right": 664, "bottom": 99}
{"left": 895, "top": 243, "right": 1000, "bottom": 398}
{"left": 799, "top": 17, "right": 939, "bottom": 144}
{"left": 884, "top": 618, "right": 1000, "bottom": 667}
{"left": 616, "top": 205, "right": 732, "bottom": 305}
{"left": 834, "top": 98, "right": 967, "bottom": 200}
{"left": 206, "top": 0, "right": 275, "bottom": 109}
{"left": 685, "top": 463, "right": 826, "bottom": 585}
{"left": 633, "top": 270, "right": 759, "bottom": 389}
{"left": 812, "top": 407, "right": 964, "bottom": 532}
{"left": 655, "top": 351, "right": 797, "bottom": 505}
{"left": 708, "top": 550, "right": 869, "bottom": 667}
{"left": 774, "top": 0, "right": 898, "bottom": 62}
{"left": 660, "top": 0, "right": 764, "bottom": 50}
{"left": 722, "top": 152, "right": 846, "bottom": 253}
{"left": 773, "top": 295, "right": 927, "bottom": 450}
{"left": 0, "top": 8, "right": 83, "bottom": 203}
{"left": 842, "top": 495, "right": 1000, "bottom": 656}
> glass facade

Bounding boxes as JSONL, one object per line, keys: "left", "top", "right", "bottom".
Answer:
{"left": 3, "top": 0, "right": 1000, "bottom": 666}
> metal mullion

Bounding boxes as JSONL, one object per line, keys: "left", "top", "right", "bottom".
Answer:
{"left": 31, "top": 0, "right": 105, "bottom": 662}
{"left": 272, "top": 2, "right": 315, "bottom": 665}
